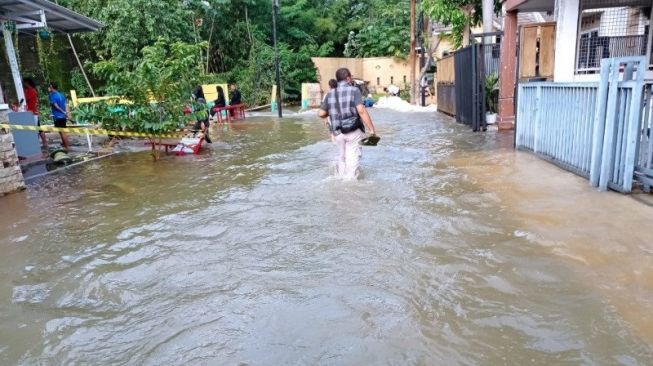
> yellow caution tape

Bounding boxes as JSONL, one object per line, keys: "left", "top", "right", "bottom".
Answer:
{"left": 0, "top": 124, "right": 184, "bottom": 139}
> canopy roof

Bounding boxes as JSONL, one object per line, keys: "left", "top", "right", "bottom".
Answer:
{"left": 0, "top": 0, "right": 103, "bottom": 34}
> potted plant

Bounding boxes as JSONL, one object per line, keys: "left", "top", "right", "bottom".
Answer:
{"left": 485, "top": 73, "right": 499, "bottom": 124}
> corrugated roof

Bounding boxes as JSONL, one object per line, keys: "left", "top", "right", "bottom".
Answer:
{"left": 0, "top": 0, "right": 103, "bottom": 34}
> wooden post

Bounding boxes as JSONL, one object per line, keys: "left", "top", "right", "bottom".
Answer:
{"left": 497, "top": 11, "right": 518, "bottom": 130}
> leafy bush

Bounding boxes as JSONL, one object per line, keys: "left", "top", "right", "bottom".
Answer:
{"left": 68, "top": 39, "right": 205, "bottom": 159}
{"left": 485, "top": 73, "right": 499, "bottom": 113}
{"left": 70, "top": 68, "right": 90, "bottom": 98}
{"left": 90, "top": 39, "right": 206, "bottom": 134}
{"left": 223, "top": 39, "right": 324, "bottom": 107}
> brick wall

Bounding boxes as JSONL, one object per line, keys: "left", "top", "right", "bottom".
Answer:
{"left": 0, "top": 111, "right": 25, "bottom": 196}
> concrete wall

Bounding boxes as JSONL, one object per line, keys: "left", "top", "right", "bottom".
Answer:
{"left": 554, "top": 0, "right": 581, "bottom": 82}
{"left": 312, "top": 57, "right": 363, "bottom": 93}
{"left": 0, "top": 109, "right": 25, "bottom": 196}
{"left": 312, "top": 57, "right": 418, "bottom": 95}
{"left": 362, "top": 57, "right": 415, "bottom": 92}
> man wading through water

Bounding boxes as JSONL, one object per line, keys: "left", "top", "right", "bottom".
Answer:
{"left": 319, "top": 68, "right": 377, "bottom": 179}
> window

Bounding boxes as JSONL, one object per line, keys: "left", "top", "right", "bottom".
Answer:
{"left": 403, "top": 75, "right": 407, "bottom": 83}
{"left": 377, "top": 77, "right": 380, "bottom": 86}
{"left": 391, "top": 76, "right": 394, "bottom": 84}
{"left": 576, "top": 2, "right": 651, "bottom": 74}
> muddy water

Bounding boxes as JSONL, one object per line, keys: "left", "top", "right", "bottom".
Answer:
{"left": 1, "top": 111, "right": 652, "bottom": 365}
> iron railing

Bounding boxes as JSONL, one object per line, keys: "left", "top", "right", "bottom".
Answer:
{"left": 576, "top": 35, "right": 647, "bottom": 74}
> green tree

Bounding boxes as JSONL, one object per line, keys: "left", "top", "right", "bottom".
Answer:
{"left": 343, "top": 0, "right": 411, "bottom": 58}
{"left": 49, "top": 0, "right": 415, "bottom": 105}
{"left": 87, "top": 39, "right": 206, "bottom": 159}
{"left": 422, "top": 0, "right": 501, "bottom": 48}
{"left": 62, "top": 0, "right": 197, "bottom": 68}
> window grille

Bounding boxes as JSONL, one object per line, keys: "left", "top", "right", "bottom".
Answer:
{"left": 576, "top": 1, "right": 651, "bottom": 74}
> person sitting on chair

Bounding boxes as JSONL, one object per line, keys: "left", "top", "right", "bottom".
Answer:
{"left": 210, "top": 86, "right": 226, "bottom": 119}
{"left": 228, "top": 83, "right": 242, "bottom": 118}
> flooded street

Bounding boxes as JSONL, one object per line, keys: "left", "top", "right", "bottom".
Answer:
{"left": 1, "top": 110, "right": 652, "bottom": 365}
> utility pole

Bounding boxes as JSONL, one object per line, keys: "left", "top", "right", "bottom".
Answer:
{"left": 410, "top": 0, "right": 416, "bottom": 104}
{"left": 482, "top": 0, "right": 494, "bottom": 43}
{"left": 272, "top": 0, "right": 283, "bottom": 118}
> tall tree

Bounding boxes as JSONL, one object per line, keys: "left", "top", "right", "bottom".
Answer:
{"left": 422, "top": 0, "right": 501, "bottom": 48}
{"left": 343, "top": 0, "right": 411, "bottom": 58}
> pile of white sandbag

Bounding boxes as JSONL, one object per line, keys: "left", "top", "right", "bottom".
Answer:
{"left": 374, "top": 96, "right": 438, "bottom": 113}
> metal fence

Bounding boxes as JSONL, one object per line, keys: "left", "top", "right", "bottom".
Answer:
{"left": 635, "top": 84, "right": 653, "bottom": 191}
{"left": 516, "top": 83, "right": 599, "bottom": 177}
{"left": 517, "top": 56, "right": 650, "bottom": 193}
{"left": 591, "top": 57, "right": 646, "bottom": 193}
{"left": 435, "top": 34, "right": 501, "bottom": 130}
{"left": 481, "top": 43, "right": 501, "bottom": 78}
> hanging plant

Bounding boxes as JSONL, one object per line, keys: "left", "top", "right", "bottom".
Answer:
{"left": 48, "top": 33, "right": 55, "bottom": 57}
{"left": 13, "top": 28, "right": 21, "bottom": 69}
{"left": 36, "top": 34, "right": 50, "bottom": 82}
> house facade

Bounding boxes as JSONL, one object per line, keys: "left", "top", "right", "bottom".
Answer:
{"left": 498, "top": 0, "right": 653, "bottom": 129}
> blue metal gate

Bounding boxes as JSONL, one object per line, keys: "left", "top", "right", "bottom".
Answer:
{"left": 516, "top": 56, "right": 651, "bottom": 193}
{"left": 636, "top": 84, "right": 653, "bottom": 192}
{"left": 589, "top": 57, "right": 646, "bottom": 193}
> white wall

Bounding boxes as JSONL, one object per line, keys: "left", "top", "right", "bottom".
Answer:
{"left": 554, "top": 0, "right": 580, "bottom": 81}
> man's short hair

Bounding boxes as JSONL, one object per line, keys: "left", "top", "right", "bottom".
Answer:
{"left": 328, "top": 79, "right": 337, "bottom": 89}
{"left": 335, "top": 68, "right": 351, "bottom": 82}
{"left": 49, "top": 82, "right": 58, "bottom": 90}
{"left": 23, "top": 77, "right": 36, "bottom": 88}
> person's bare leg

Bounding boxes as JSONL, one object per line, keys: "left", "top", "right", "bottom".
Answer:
{"left": 60, "top": 132, "right": 70, "bottom": 151}
{"left": 39, "top": 131, "right": 48, "bottom": 149}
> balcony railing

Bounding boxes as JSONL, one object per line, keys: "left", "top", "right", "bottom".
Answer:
{"left": 576, "top": 34, "right": 647, "bottom": 74}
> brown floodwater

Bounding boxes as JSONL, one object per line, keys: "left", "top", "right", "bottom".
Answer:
{"left": 1, "top": 110, "right": 652, "bottom": 365}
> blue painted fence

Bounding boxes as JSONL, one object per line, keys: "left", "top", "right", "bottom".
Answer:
{"left": 517, "top": 57, "right": 650, "bottom": 193}
{"left": 516, "top": 82, "right": 599, "bottom": 177}
{"left": 636, "top": 84, "right": 653, "bottom": 192}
